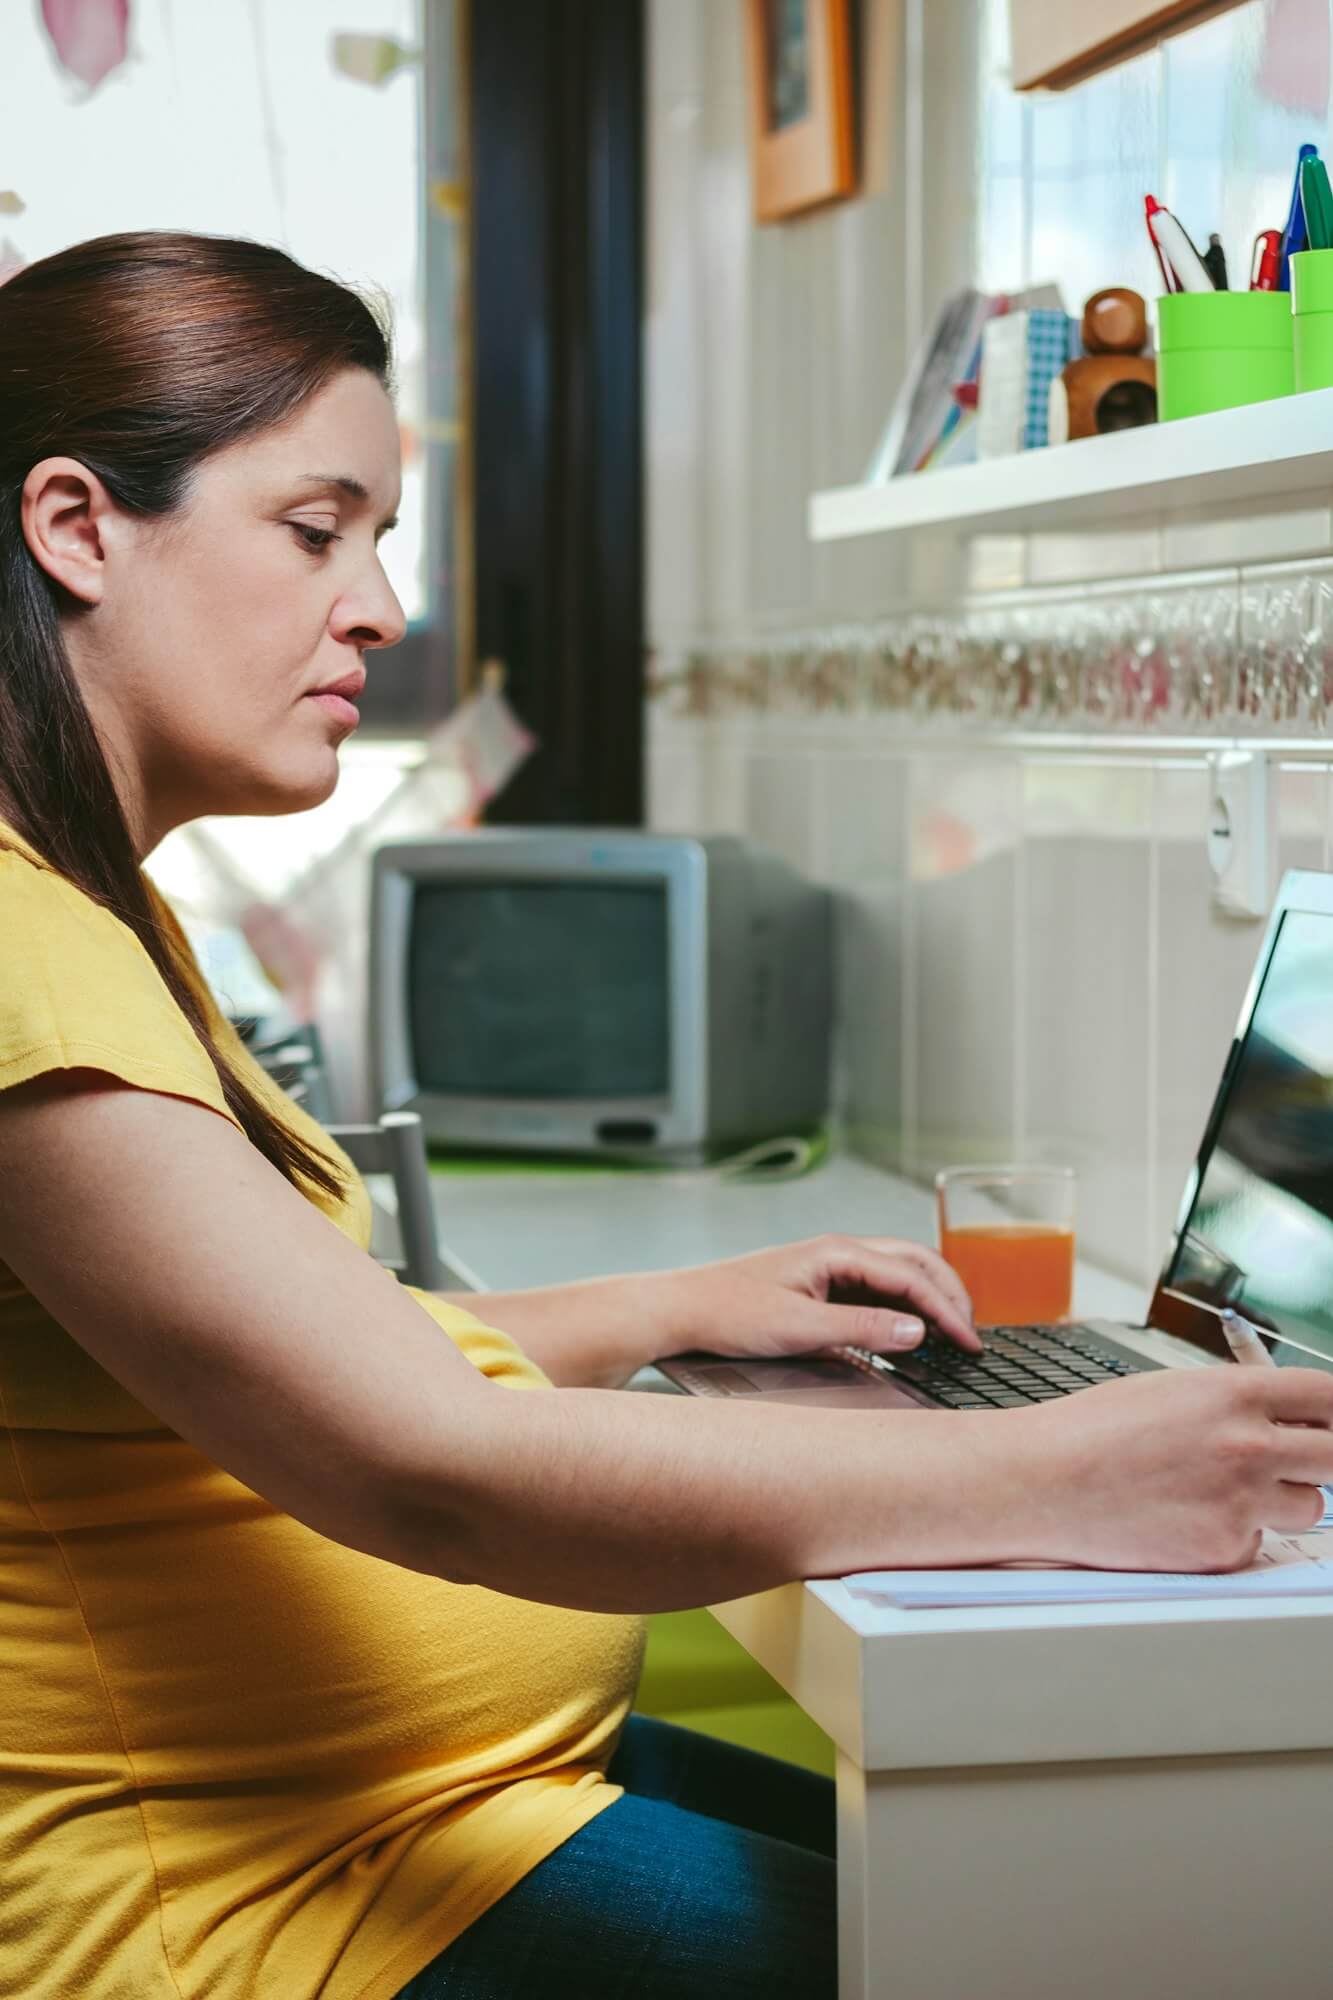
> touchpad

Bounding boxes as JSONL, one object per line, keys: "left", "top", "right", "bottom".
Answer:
{"left": 707, "top": 1359, "right": 866, "bottom": 1393}
{"left": 661, "top": 1354, "right": 928, "bottom": 1409}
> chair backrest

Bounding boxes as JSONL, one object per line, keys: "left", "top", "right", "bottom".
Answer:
{"left": 323, "top": 1111, "right": 450, "bottom": 1292}
{"left": 242, "top": 1022, "right": 337, "bottom": 1125}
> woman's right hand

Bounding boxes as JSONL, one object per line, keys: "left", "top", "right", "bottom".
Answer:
{"left": 991, "top": 1364, "right": 1333, "bottom": 1573}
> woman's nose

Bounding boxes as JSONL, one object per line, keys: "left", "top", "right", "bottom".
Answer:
{"left": 335, "top": 567, "right": 407, "bottom": 651}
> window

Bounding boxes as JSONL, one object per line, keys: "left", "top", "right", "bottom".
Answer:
{"left": 3, "top": 0, "right": 428, "bottom": 620}
{"left": 3, "top": 1, "right": 474, "bottom": 1034}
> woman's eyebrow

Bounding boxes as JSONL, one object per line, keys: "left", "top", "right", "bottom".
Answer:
{"left": 295, "top": 472, "right": 399, "bottom": 533}
{"left": 299, "top": 471, "right": 367, "bottom": 501}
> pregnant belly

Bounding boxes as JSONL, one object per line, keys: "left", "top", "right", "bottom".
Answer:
{"left": 5, "top": 1432, "right": 645, "bottom": 1801}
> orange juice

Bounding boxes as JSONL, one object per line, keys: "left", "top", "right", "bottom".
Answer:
{"left": 939, "top": 1223, "right": 1075, "bottom": 1326}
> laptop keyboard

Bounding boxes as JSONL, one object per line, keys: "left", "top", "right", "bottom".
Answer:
{"left": 846, "top": 1324, "right": 1151, "bottom": 1408}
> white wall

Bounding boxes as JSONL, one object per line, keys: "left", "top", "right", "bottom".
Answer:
{"left": 646, "top": 0, "right": 983, "bottom": 648}
{"left": 645, "top": 0, "right": 1333, "bottom": 1294}
{"left": 649, "top": 712, "right": 1333, "bottom": 1295}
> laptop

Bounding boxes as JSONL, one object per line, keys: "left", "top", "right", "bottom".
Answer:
{"left": 659, "top": 869, "right": 1333, "bottom": 1412}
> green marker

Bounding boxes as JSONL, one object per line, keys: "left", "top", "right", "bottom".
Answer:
{"left": 1301, "top": 153, "right": 1333, "bottom": 252}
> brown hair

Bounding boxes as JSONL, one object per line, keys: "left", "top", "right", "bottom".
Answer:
{"left": 0, "top": 230, "right": 395, "bottom": 1200}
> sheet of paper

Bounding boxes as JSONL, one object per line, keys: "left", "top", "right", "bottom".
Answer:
{"left": 845, "top": 1509, "right": 1333, "bottom": 1612}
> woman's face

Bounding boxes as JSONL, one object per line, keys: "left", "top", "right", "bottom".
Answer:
{"left": 28, "top": 366, "right": 405, "bottom": 855}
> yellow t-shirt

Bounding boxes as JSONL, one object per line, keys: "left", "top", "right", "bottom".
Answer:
{"left": 0, "top": 822, "right": 645, "bottom": 2000}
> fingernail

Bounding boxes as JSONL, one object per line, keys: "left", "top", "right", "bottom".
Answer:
{"left": 892, "top": 1317, "right": 925, "bottom": 1347}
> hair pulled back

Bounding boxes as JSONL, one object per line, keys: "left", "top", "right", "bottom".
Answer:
{"left": 0, "top": 231, "right": 394, "bottom": 1198}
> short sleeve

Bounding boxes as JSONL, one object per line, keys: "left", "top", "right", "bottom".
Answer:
{"left": 401, "top": 1287, "right": 555, "bottom": 1391}
{"left": 0, "top": 848, "right": 237, "bottom": 1128}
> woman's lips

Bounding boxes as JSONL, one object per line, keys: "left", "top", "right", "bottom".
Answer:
{"left": 306, "top": 691, "right": 360, "bottom": 729}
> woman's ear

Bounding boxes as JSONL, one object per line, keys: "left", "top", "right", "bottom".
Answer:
{"left": 21, "top": 457, "right": 117, "bottom": 606}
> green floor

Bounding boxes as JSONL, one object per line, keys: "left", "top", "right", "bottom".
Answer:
{"left": 633, "top": 1607, "right": 834, "bottom": 1777}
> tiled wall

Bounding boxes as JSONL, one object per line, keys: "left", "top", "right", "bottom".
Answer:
{"left": 649, "top": 717, "right": 1332, "bottom": 1294}
{"left": 645, "top": 0, "right": 1333, "bottom": 1291}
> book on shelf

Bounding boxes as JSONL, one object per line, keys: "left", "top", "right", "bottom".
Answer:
{"left": 864, "top": 283, "right": 1067, "bottom": 485}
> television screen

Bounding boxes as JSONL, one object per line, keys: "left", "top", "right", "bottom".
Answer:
{"left": 408, "top": 881, "right": 670, "bottom": 1099}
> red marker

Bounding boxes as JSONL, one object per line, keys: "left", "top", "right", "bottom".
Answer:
{"left": 1250, "top": 228, "right": 1281, "bottom": 291}
{"left": 1144, "top": 194, "right": 1178, "bottom": 293}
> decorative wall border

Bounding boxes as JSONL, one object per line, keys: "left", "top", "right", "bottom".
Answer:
{"left": 646, "top": 568, "right": 1333, "bottom": 734}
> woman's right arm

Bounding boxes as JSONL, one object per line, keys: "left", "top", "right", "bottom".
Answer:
{"left": 3, "top": 1071, "right": 1332, "bottom": 1612}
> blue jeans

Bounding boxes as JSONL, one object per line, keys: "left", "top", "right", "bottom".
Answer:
{"left": 395, "top": 1715, "right": 837, "bottom": 1997}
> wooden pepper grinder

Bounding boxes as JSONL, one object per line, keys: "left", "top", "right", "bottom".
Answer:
{"left": 1049, "top": 288, "right": 1157, "bottom": 443}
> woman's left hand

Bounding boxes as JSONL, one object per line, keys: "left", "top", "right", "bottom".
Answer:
{"left": 655, "top": 1234, "right": 980, "bottom": 1363}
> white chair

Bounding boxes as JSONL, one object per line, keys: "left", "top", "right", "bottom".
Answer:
{"left": 324, "top": 1111, "right": 461, "bottom": 1293}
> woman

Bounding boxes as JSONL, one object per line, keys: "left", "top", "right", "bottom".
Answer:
{"left": 2, "top": 232, "right": 1330, "bottom": 2000}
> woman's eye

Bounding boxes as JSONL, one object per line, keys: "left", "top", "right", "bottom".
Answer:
{"left": 288, "top": 522, "right": 341, "bottom": 554}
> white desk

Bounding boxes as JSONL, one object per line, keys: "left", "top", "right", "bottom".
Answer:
{"left": 426, "top": 1154, "right": 1333, "bottom": 1999}
{"left": 425, "top": 1151, "right": 1145, "bottom": 1320}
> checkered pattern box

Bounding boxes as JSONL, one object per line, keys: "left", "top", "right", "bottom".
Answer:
{"left": 977, "top": 309, "right": 1078, "bottom": 459}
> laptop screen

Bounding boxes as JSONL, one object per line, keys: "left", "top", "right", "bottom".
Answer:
{"left": 1164, "top": 903, "right": 1333, "bottom": 1367}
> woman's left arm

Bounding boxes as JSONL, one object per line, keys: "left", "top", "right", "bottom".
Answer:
{"left": 435, "top": 1234, "right": 978, "bottom": 1388}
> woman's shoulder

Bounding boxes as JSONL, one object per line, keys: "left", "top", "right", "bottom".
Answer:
{"left": 0, "top": 816, "right": 188, "bottom": 969}
{"left": 0, "top": 828, "right": 161, "bottom": 976}
{"left": 0, "top": 827, "right": 229, "bottom": 1113}
{"left": 0, "top": 816, "right": 49, "bottom": 870}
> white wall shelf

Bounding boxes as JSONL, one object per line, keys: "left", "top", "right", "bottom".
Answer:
{"left": 809, "top": 389, "right": 1333, "bottom": 545}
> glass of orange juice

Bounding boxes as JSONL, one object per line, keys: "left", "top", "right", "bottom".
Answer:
{"left": 935, "top": 1165, "right": 1076, "bottom": 1326}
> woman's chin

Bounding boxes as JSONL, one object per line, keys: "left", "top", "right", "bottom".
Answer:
{"left": 235, "top": 757, "right": 342, "bottom": 819}
{"left": 287, "top": 760, "right": 343, "bottom": 813}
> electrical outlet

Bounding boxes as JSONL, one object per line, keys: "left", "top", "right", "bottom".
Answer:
{"left": 1206, "top": 751, "right": 1273, "bottom": 920}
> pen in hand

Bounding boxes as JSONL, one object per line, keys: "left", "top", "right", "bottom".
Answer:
{"left": 1218, "top": 1307, "right": 1276, "bottom": 1368}
{"left": 1221, "top": 1308, "right": 1333, "bottom": 1525}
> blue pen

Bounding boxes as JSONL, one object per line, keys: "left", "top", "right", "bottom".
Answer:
{"left": 1279, "top": 141, "right": 1320, "bottom": 289}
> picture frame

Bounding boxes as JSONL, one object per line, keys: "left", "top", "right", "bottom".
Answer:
{"left": 744, "top": 0, "right": 856, "bottom": 224}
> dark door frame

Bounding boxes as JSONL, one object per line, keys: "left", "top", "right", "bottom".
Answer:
{"left": 470, "top": 0, "right": 644, "bottom": 826}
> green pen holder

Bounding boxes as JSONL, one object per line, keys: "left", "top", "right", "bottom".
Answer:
{"left": 1291, "top": 249, "right": 1333, "bottom": 393}
{"left": 1156, "top": 290, "right": 1294, "bottom": 422}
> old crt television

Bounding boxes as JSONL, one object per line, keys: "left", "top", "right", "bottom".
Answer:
{"left": 368, "top": 830, "right": 831, "bottom": 1158}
